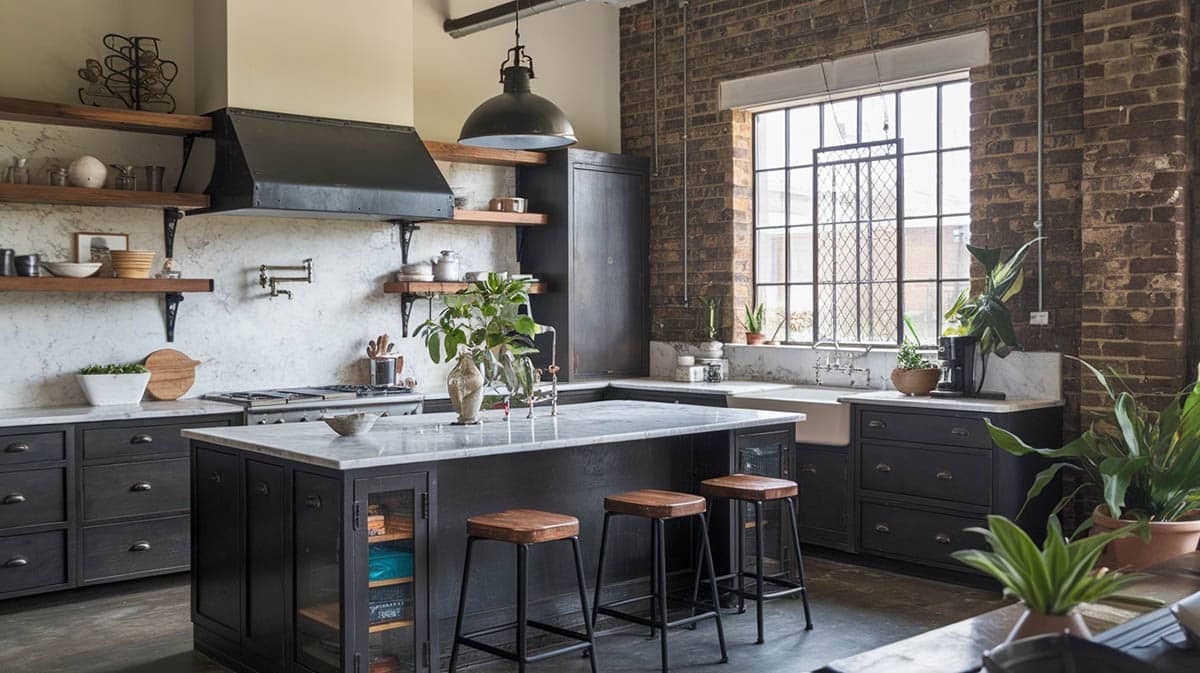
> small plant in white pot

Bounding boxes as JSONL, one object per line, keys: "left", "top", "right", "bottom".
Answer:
{"left": 77, "top": 363, "right": 151, "bottom": 406}
{"left": 891, "top": 316, "right": 941, "bottom": 396}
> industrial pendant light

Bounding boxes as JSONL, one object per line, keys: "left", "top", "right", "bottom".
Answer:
{"left": 458, "top": 0, "right": 577, "bottom": 150}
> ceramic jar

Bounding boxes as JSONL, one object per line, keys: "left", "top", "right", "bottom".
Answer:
{"left": 68, "top": 155, "right": 107, "bottom": 189}
{"left": 433, "top": 250, "right": 462, "bottom": 281}
{"left": 447, "top": 352, "right": 485, "bottom": 425}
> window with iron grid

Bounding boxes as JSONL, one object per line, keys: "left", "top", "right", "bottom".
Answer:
{"left": 752, "top": 78, "right": 971, "bottom": 346}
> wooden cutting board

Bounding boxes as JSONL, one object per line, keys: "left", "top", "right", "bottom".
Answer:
{"left": 144, "top": 349, "right": 201, "bottom": 401}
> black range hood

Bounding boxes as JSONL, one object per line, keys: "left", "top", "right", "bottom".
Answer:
{"left": 181, "top": 108, "right": 454, "bottom": 221}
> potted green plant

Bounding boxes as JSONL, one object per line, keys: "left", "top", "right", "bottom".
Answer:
{"left": 952, "top": 515, "right": 1140, "bottom": 642}
{"left": 986, "top": 359, "right": 1200, "bottom": 569}
{"left": 697, "top": 296, "right": 723, "bottom": 359}
{"left": 943, "top": 238, "right": 1040, "bottom": 394}
{"left": 742, "top": 303, "right": 766, "bottom": 345}
{"left": 77, "top": 363, "right": 151, "bottom": 406}
{"left": 891, "top": 316, "right": 941, "bottom": 396}
{"left": 417, "top": 274, "right": 540, "bottom": 425}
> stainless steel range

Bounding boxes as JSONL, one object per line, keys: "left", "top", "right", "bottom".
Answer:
{"left": 205, "top": 385, "right": 423, "bottom": 425}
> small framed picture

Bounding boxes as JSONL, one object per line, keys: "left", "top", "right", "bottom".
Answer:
{"left": 74, "top": 232, "right": 129, "bottom": 276}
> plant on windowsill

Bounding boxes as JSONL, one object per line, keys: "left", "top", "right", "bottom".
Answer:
{"left": 985, "top": 359, "right": 1200, "bottom": 570}
{"left": 942, "top": 238, "right": 1041, "bottom": 395}
{"left": 742, "top": 303, "right": 766, "bottom": 345}
{"left": 952, "top": 514, "right": 1140, "bottom": 642}
{"left": 891, "top": 316, "right": 941, "bottom": 396}
{"left": 416, "top": 274, "right": 540, "bottom": 425}
{"left": 76, "top": 362, "right": 151, "bottom": 406}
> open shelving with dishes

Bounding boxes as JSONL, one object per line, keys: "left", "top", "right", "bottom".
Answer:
{"left": 383, "top": 280, "right": 549, "bottom": 337}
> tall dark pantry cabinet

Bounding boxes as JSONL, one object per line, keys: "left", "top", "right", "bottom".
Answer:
{"left": 518, "top": 149, "right": 650, "bottom": 380}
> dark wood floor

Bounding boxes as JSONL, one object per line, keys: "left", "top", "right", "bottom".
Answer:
{"left": 0, "top": 557, "right": 1006, "bottom": 673}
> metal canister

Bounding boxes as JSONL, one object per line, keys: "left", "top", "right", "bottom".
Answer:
{"left": 369, "top": 358, "right": 397, "bottom": 387}
{"left": 0, "top": 249, "right": 14, "bottom": 276}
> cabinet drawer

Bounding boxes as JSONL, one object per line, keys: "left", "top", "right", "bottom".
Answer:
{"left": 82, "top": 419, "right": 229, "bottom": 461}
{"left": 0, "top": 530, "right": 67, "bottom": 595}
{"left": 82, "top": 515, "right": 189, "bottom": 582}
{"left": 82, "top": 458, "right": 189, "bottom": 522}
{"left": 860, "top": 409, "right": 990, "bottom": 449}
{"left": 860, "top": 443, "right": 991, "bottom": 507}
{"left": 860, "top": 501, "right": 984, "bottom": 565}
{"left": 0, "top": 468, "right": 66, "bottom": 529}
{"left": 0, "top": 431, "right": 66, "bottom": 466}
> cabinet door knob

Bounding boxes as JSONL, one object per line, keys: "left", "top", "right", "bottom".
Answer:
{"left": 934, "top": 533, "right": 951, "bottom": 545}
{"left": 867, "top": 419, "right": 887, "bottom": 429}
{"left": 208, "top": 472, "right": 223, "bottom": 484}
{"left": 798, "top": 464, "right": 817, "bottom": 475}
{"left": 874, "top": 523, "right": 891, "bottom": 534}
{"left": 130, "top": 482, "right": 153, "bottom": 492}
{"left": 129, "top": 541, "right": 152, "bottom": 552}
{"left": 130, "top": 434, "right": 154, "bottom": 445}
{"left": 2, "top": 493, "right": 26, "bottom": 505}
{"left": 874, "top": 463, "right": 893, "bottom": 473}
{"left": 4, "top": 442, "right": 31, "bottom": 453}
{"left": 254, "top": 481, "right": 270, "bottom": 496}
{"left": 950, "top": 427, "right": 969, "bottom": 437}
{"left": 3, "top": 556, "right": 28, "bottom": 569}
{"left": 935, "top": 470, "right": 954, "bottom": 481}
{"left": 306, "top": 495, "right": 322, "bottom": 510}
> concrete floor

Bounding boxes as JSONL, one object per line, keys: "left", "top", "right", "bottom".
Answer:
{"left": 0, "top": 556, "right": 1005, "bottom": 673}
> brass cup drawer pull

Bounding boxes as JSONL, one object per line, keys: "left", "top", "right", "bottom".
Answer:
{"left": 874, "top": 463, "right": 893, "bottom": 473}
{"left": 874, "top": 523, "right": 891, "bottom": 534}
{"left": 130, "top": 434, "right": 154, "bottom": 445}
{"left": 950, "top": 427, "right": 969, "bottom": 437}
{"left": 867, "top": 419, "right": 887, "bottom": 429}
{"left": 935, "top": 470, "right": 954, "bottom": 481}
{"left": 130, "top": 482, "right": 153, "bottom": 492}
{"left": 4, "top": 442, "right": 31, "bottom": 453}
{"left": 2, "top": 493, "right": 26, "bottom": 505}
{"left": 934, "top": 533, "right": 952, "bottom": 545}
{"left": 129, "top": 541, "right": 152, "bottom": 553}
{"left": 3, "top": 556, "right": 29, "bottom": 569}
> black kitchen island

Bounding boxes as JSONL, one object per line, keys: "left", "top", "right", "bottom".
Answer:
{"left": 183, "top": 400, "right": 800, "bottom": 673}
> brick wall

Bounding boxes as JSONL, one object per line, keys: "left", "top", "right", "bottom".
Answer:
{"left": 620, "top": 0, "right": 1194, "bottom": 435}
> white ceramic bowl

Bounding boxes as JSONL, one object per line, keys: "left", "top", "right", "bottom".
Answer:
{"left": 43, "top": 261, "right": 102, "bottom": 278}
{"left": 322, "top": 412, "right": 382, "bottom": 437}
{"left": 76, "top": 373, "right": 150, "bottom": 406}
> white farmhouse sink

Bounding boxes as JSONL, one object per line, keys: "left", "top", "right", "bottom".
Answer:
{"left": 726, "top": 386, "right": 855, "bottom": 446}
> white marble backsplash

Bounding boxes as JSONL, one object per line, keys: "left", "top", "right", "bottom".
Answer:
{"left": 0, "top": 120, "right": 519, "bottom": 408}
{"left": 650, "top": 341, "right": 1063, "bottom": 401}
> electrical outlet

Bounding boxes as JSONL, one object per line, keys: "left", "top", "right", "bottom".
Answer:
{"left": 1030, "top": 311, "right": 1050, "bottom": 326}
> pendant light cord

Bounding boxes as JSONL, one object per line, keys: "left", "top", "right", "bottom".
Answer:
{"left": 862, "top": 0, "right": 889, "bottom": 132}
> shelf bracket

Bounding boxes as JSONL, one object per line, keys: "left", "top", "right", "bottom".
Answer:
{"left": 164, "top": 292, "right": 184, "bottom": 342}
{"left": 400, "top": 292, "right": 434, "bottom": 338}
{"left": 391, "top": 221, "right": 420, "bottom": 265}
{"left": 163, "top": 208, "right": 183, "bottom": 258}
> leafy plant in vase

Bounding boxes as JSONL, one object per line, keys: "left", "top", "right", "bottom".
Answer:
{"left": 891, "top": 316, "right": 941, "bottom": 396}
{"left": 742, "top": 303, "right": 766, "bottom": 345}
{"left": 77, "top": 362, "right": 151, "bottom": 406}
{"left": 986, "top": 359, "right": 1200, "bottom": 569}
{"left": 952, "top": 514, "right": 1139, "bottom": 642}
{"left": 417, "top": 274, "right": 540, "bottom": 425}
{"left": 697, "top": 296, "right": 723, "bottom": 360}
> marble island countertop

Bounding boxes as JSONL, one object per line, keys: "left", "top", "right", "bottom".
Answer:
{"left": 418, "top": 378, "right": 797, "bottom": 400}
{"left": 182, "top": 400, "right": 804, "bottom": 470}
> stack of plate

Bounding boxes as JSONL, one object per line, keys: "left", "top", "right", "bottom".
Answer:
{"left": 110, "top": 250, "right": 156, "bottom": 279}
{"left": 42, "top": 262, "right": 102, "bottom": 278}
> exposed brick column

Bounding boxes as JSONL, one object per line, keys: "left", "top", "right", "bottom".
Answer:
{"left": 1079, "top": 0, "right": 1192, "bottom": 413}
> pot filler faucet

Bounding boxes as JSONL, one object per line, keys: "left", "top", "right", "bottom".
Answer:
{"left": 812, "top": 340, "right": 872, "bottom": 388}
{"left": 259, "top": 258, "right": 313, "bottom": 300}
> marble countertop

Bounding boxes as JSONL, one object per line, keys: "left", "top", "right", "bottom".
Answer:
{"left": 838, "top": 390, "right": 1064, "bottom": 413}
{"left": 182, "top": 400, "right": 804, "bottom": 470}
{"left": 419, "top": 378, "right": 796, "bottom": 400}
{"left": 0, "top": 398, "right": 246, "bottom": 428}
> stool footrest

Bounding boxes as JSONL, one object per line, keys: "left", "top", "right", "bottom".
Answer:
{"left": 597, "top": 604, "right": 722, "bottom": 631}
{"left": 457, "top": 619, "right": 593, "bottom": 665}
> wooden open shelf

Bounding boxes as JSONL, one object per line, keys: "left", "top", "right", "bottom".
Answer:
{"left": 0, "top": 183, "right": 208, "bottom": 210}
{"left": 423, "top": 140, "right": 547, "bottom": 167}
{"left": 297, "top": 603, "right": 414, "bottom": 634}
{"left": 0, "top": 277, "right": 213, "bottom": 293}
{"left": 0, "top": 96, "right": 212, "bottom": 136}
{"left": 368, "top": 532, "right": 414, "bottom": 544}
{"left": 439, "top": 209, "right": 548, "bottom": 227}
{"left": 383, "top": 281, "right": 547, "bottom": 295}
{"left": 368, "top": 576, "right": 414, "bottom": 589}
{"left": 369, "top": 619, "right": 415, "bottom": 634}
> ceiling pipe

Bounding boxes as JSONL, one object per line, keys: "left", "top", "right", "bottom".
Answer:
{"left": 444, "top": 0, "right": 585, "bottom": 38}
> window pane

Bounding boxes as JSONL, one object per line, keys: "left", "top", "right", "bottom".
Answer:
{"left": 788, "top": 167, "right": 813, "bottom": 225}
{"left": 903, "top": 217, "right": 938, "bottom": 281}
{"left": 756, "top": 170, "right": 786, "bottom": 227}
{"left": 756, "top": 285, "right": 786, "bottom": 341}
{"left": 833, "top": 283, "right": 860, "bottom": 342}
{"left": 941, "top": 150, "right": 969, "bottom": 214}
{"left": 903, "top": 153, "right": 937, "bottom": 217}
{"left": 940, "top": 216, "right": 971, "bottom": 278}
{"left": 940, "top": 80, "right": 970, "bottom": 148}
{"left": 833, "top": 224, "right": 858, "bottom": 283}
{"left": 865, "top": 220, "right": 898, "bottom": 282}
{"left": 788, "top": 106, "right": 820, "bottom": 166}
{"left": 823, "top": 99, "right": 857, "bottom": 146}
{"left": 755, "top": 110, "right": 786, "bottom": 169}
{"left": 900, "top": 87, "right": 937, "bottom": 152}
{"left": 861, "top": 93, "right": 896, "bottom": 142}
{"left": 902, "top": 281, "right": 939, "bottom": 344}
{"left": 941, "top": 280, "right": 970, "bottom": 334}
{"left": 787, "top": 285, "right": 814, "bottom": 342}
{"left": 789, "top": 226, "right": 814, "bottom": 283}
{"left": 755, "top": 228, "right": 786, "bottom": 283}
{"left": 866, "top": 158, "right": 898, "bottom": 220}
{"left": 860, "top": 282, "right": 898, "bottom": 343}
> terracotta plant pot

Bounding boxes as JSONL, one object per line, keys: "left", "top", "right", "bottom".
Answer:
{"left": 1006, "top": 606, "right": 1091, "bottom": 643}
{"left": 890, "top": 367, "right": 942, "bottom": 396}
{"left": 1091, "top": 505, "right": 1200, "bottom": 570}
{"left": 745, "top": 332, "right": 766, "bottom": 345}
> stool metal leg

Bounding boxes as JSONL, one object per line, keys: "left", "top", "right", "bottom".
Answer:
{"left": 654, "top": 518, "right": 669, "bottom": 673}
{"left": 736, "top": 501, "right": 746, "bottom": 614}
{"left": 448, "top": 536, "right": 477, "bottom": 673}
{"left": 591, "top": 512, "right": 612, "bottom": 630}
{"left": 698, "top": 511, "right": 729, "bottom": 664}
{"left": 517, "top": 542, "right": 528, "bottom": 673}
{"left": 754, "top": 500, "right": 766, "bottom": 644}
{"left": 688, "top": 498, "right": 711, "bottom": 622}
{"left": 570, "top": 536, "right": 601, "bottom": 673}
{"left": 649, "top": 517, "right": 659, "bottom": 638}
{"left": 786, "top": 496, "right": 814, "bottom": 630}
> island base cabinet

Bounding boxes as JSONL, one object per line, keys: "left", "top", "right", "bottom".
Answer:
{"left": 192, "top": 446, "right": 241, "bottom": 641}
{"left": 295, "top": 471, "right": 344, "bottom": 673}
{"left": 244, "top": 460, "right": 288, "bottom": 671}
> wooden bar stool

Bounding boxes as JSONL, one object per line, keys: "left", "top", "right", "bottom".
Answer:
{"left": 448, "top": 509, "right": 599, "bottom": 673}
{"left": 592, "top": 489, "right": 728, "bottom": 673}
{"left": 690, "top": 474, "right": 813, "bottom": 644}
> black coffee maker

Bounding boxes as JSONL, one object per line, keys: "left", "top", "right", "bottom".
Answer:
{"left": 930, "top": 335, "right": 977, "bottom": 398}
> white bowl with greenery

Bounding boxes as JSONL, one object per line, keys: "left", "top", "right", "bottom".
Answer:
{"left": 77, "top": 363, "right": 151, "bottom": 406}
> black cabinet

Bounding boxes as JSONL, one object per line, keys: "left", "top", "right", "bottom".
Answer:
{"left": 604, "top": 388, "right": 728, "bottom": 408}
{"left": 735, "top": 428, "right": 793, "bottom": 576}
{"left": 192, "top": 446, "right": 242, "bottom": 638}
{"left": 794, "top": 444, "right": 852, "bottom": 551}
{"left": 245, "top": 460, "right": 289, "bottom": 670}
{"left": 519, "top": 149, "right": 650, "bottom": 380}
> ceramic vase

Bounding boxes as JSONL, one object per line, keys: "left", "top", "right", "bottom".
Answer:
{"left": 447, "top": 352, "right": 485, "bottom": 425}
{"left": 1006, "top": 606, "right": 1091, "bottom": 643}
{"left": 67, "top": 155, "right": 107, "bottom": 189}
{"left": 891, "top": 367, "right": 943, "bottom": 396}
{"left": 76, "top": 373, "right": 151, "bottom": 406}
{"left": 1092, "top": 505, "right": 1200, "bottom": 570}
{"left": 745, "top": 332, "right": 766, "bottom": 345}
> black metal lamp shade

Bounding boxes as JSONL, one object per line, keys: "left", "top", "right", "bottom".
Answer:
{"left": 459, "top": 64, "right": 577, "bottom": 150}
